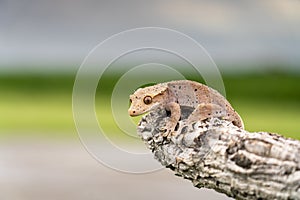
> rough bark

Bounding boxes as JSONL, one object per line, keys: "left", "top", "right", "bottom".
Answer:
{"left": 137, "top": 106, "right": 300, "bottom": 200}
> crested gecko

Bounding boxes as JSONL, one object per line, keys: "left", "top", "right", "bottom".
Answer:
{"left": 128, "top": 80, "right": 244, "bottom": 135}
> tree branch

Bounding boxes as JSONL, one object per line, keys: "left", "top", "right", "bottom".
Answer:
{"left": 137, "top": 106, "right": 300, "bottom": 200}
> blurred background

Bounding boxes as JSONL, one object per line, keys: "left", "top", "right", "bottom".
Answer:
{"left": 1, "top": 1, "right": 299, "bottom": 200}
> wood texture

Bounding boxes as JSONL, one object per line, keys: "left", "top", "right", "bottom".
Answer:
{"left": 137, "top": 106, "right": 300, "bottom": 200}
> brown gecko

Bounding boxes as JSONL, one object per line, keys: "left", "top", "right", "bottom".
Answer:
{"left": 128, "top": 80, "right": 244, "bottom": 135}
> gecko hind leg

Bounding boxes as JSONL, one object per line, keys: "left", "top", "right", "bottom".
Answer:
{"left": 187, "top": 103, "right": 226, "bottom": 125}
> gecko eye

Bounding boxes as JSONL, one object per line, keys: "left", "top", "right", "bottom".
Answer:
{"left": 143, "top": 96, "right": 152, "bottom": 105}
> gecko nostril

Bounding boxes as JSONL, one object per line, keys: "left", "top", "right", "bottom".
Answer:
{"left": 133, "top": 111, "right": 136, "bottom": 114}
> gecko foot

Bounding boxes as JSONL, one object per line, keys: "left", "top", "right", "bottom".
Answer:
{"left": 162, "top": 129, "right": 179, "bottom": 138}
{"left": 162, "top": 129, "right": 173, "bottom": 138}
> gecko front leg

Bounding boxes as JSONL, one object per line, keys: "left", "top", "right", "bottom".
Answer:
{"left": 162, "top": 102, "right": 181, "bottom": 137}
{"left": 187, "top": 103, "right": 226, "bottom": 125}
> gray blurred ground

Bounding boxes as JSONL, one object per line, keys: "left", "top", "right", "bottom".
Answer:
{"left": 0, "top": 137, "right": 231, "bottom": 200}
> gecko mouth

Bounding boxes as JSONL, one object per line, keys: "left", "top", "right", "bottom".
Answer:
{"left": 128, "top": 109, "right": 150, "bottom": 117}
{"left": 128, "top": 103, "right": 159, "bottom": 117}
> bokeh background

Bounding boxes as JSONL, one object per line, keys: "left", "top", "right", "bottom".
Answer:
{"left": 1, "top": 1, "right": 299, "bottom": 200}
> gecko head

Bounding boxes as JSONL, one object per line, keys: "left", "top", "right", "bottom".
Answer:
{"left": 128, "top": 84, "right": 168, "bottom": 116}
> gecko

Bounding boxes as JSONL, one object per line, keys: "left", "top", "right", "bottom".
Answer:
{"left": 128, "top": 80, "right": 244, "bottom": 135}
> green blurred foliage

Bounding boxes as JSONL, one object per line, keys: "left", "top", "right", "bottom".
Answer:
{"left": 0, "top": 72, "right": 299, "bottom": 139}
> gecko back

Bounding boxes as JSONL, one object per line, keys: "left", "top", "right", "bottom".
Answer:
{"left": 167, "top": 80, "right": 244, "bottom": 129}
